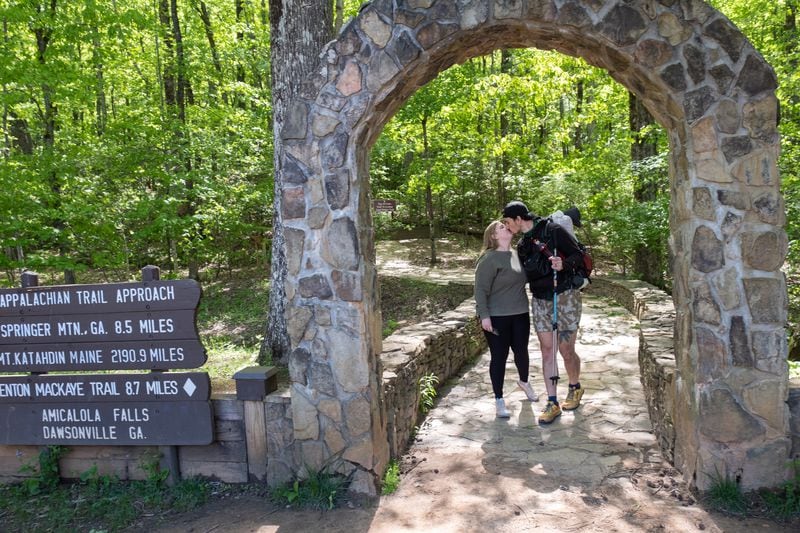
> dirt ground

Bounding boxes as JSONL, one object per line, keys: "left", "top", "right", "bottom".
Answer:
{"left": 127, "top": 239, "right": 798, "bottom": 533}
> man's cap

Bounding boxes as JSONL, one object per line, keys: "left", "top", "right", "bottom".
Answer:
{"left": 503, "top": 201, "right": 533, "bottom": 220}
{"left": 564, "top": 206, "right": 582, "bottom": 228}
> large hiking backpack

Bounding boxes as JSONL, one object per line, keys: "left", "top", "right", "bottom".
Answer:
{"left": 520, "top": 216, "right": 593, "bottom": 282}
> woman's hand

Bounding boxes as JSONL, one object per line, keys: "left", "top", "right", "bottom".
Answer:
{"left": 549, "top": 255, "right": 563, "bottom": 271}
{"left": 481, "top": 317, "right": 494, "bottom": 332}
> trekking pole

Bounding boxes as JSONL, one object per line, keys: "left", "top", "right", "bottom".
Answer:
{"left": 550, "top": 246, "right": 560, "bottom": 387}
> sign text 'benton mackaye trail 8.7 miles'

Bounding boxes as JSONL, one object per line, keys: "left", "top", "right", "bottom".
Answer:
{"left": 0, "top": 276, "right": 214, "bottom": 445}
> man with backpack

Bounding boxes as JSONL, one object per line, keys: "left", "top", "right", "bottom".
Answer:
{"left": 502, "top": 201, "right": 586, "bottom": 425}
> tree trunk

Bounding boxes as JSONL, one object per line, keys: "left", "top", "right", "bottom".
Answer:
{"left": 196, "top": 1, "right": 225, "bottom": 103}
{"left": 334, "top": 0, "right": 343, "bottom": 33}
{"left": 261, "top": 0, "right": 333, "bottom": 365}
{"left": 573, "top": 79, "right": 584, "bottom": 150}
{"left": 32, "top": 1, "right": 74, "bottom": 284}
{"left": 169, "top": 0, "right": 199, "bottom": 280}
{"left": 629, "top": 92, "right": 660, "bottom": 285}
{"left": 2, "top": 18, "right": 9, "bottom": 158}
{"left": 89, "top": 1, "right": 107, "bottom": 139}
{"left": 422, "top": 115, "right": 437, "bottom": 265}
{"left": 498, "top": 49, "right": 511, "bottom": 209}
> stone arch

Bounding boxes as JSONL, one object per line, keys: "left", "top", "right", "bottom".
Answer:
{"left": 280, "top": 0, "right": 787, "bottom": 493}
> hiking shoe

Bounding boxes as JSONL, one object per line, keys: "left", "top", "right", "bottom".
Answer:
{"left": 517, "top": 380, "right": 538, "bottom": 402}
{"left": 496, "top": 398, "right": 511, "bottom": 418}
{"left": 562, "top": 387, "right": 585, "bottom": 411}
{"left": 538, "top": 402, "right": 561, "bottom": 424}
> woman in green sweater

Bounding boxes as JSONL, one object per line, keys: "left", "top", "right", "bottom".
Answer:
{"left": 475, "top": 220, "right": 538, "bottom": 418}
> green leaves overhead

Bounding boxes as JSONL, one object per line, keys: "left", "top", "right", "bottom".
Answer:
{"left": 0, "top": 0, "right": 272, "bottom": 281}
{"left": 372, "top": 48, "right": 645, "bottom": 234}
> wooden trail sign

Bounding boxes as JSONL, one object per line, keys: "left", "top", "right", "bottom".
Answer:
{"left": 0, "top": 401, "right": 214, "bottom": 445}
{"left": 0, "top": 372, "right": 210, "bottom": 403}
{"left": 0, "top": 339, "right": 206, "bottom": 372}
{"left": 0, "top": 279, "right": 206, "bottom": 371}
{"left": 0, "top": 269, "right": 213, "bottom": 446}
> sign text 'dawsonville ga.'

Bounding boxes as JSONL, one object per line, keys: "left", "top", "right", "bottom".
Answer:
{"left": 0, "top": 401, "right": 214, "bottom": 445}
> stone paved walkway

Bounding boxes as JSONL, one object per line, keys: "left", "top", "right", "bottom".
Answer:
{"left": 362, "top": 293, "right": 716, "bottom": 532}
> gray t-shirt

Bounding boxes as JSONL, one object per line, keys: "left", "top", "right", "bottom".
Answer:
{"left": 474, "top": 249, "right": 529, "bottom": 319}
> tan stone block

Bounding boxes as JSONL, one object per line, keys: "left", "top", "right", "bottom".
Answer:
{"left": 336, "top": 61, "right": 362, "bottom": 97}
{"left": 731, "top": 150, "right": 777, "bottom": 187}
{"left": 291, "top": 386, "right": 320, "bottom": 441}
{"left": 300, "top": 440, "right": 326, "bottom": 471}
{"left": 743, "top": 94, "right": 779, "bottom": 141}
{"left": 495, "top": 0, "right": 523, "bottom": 19}
{"left": 345, "top": 395, "right": 372, "bottom": 437}
{"left": 318, "top": 398, "right": 342, "bottom": 422}
{"left": 348, "top": 468, "right": 378, "bottom": 497}
{"left": 695, "top": 156, "right": 732, "bottom": 183}
{"left": 740, "top": 438, "right": 792, "bottom": 490}
{"left": 312, "top": 115, "right": 341, "bottom": 138}
{"left": 743, "top": 380, "right": 787, "bottom": 432}
{"left": 287, "top": 306, "right": 313, "bottom": 346}
{"left": 309, "top": 178, "right": 324, "bottom": 205}
{"left": 323, "top": 425, "right": 347, "bottom": 455}
{"left": 461, "top": 0, "right": 489, "bottom": 29}
{"left": 343, "top": 436, "right": 374, "bottom": 469}
{"left": 691, "top": 116, "right": 717, "bottom": 153}
{"left": 657, "top": 12, "right": 692, "bottom": 45}
{"left": 328, "top": 328, "right": 370, "bottom": 392}
{"left": 359, "top": 10, "right": 392, "bottom": 48}
{"left": 710, "top": 268, "right": 742, "bottom": 310}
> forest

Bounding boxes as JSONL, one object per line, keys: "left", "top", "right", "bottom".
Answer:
{"left": 0, "top": 1, "right": 798, "bottom": 359}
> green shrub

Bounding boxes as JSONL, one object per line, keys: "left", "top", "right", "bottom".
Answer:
{"left": 272, "top": 464, "right": 349, "bottom": 510}
{"left": 381, "top": 460, "right": 401, "bottom": 495}
{"left": 419, "top": 373, "right": 440, "bottom": 414}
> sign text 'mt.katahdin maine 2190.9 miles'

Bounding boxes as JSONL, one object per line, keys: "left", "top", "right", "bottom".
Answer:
{"left": 0, "top": 277, "right": 214, "bottom": 445}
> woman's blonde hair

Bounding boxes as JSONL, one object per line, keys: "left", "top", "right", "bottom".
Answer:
{"left": 479, "top": 221, "right": 503, "bottom": 258}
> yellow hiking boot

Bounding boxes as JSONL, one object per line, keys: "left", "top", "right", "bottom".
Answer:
{"left": 562, "top": 386, "right": 585, "bottom": 411}
{"left": 538, "top": 401, "right": 561, "bottom": 424}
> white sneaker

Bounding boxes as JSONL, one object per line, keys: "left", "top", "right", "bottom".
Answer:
{"left": 496, "top": 398, "right": 510, "bottom": 418}
{"left": 517, "top": 380, "right": 538, "bottom": 402}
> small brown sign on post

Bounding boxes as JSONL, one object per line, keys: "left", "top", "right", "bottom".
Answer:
{"left": 372, "top": 199, "right": 397, "bottom": 213}
{"left": 0, "top": 268, "right": 213, "bottom": 447}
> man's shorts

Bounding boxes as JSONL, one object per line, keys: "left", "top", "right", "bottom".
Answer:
{"left": 531, "top": 289, "right": 582, "bottom": 333}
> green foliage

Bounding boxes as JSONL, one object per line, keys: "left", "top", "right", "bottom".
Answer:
{"left": 790, "top": 360, "right": 800, "bottom": 380}
{"left": 381, "top": 460, "right": 401, "bottom": 495}
{"left": 0, "top": 0, "right": 273, "bottom": 281}
{"left": 0, "top": 451, "right": 210, "bottom": 531}
{"left": 760, "top": 460, "right": 800, "bottom": 520}
{"left": 272, "top": 465, "right": 349, "bottom": 510}
{"left": 419, "top": 373, "right": 440, "bottom": 414}
{"left": 705, "top": 470, "right": 747, "bottom": 514}
{"left": 16, "top": 445, "right": 66, "bottom": 496}
{"left": 382, "top": 318, "right": 401, "bottom": 338}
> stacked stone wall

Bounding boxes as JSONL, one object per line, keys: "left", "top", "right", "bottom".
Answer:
{"left": 380, "top": 294, "right": 487, "bottom": 458}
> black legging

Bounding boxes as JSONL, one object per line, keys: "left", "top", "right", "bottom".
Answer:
{"left": 484, "top": 312, "right": 531, "bottom": 399}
